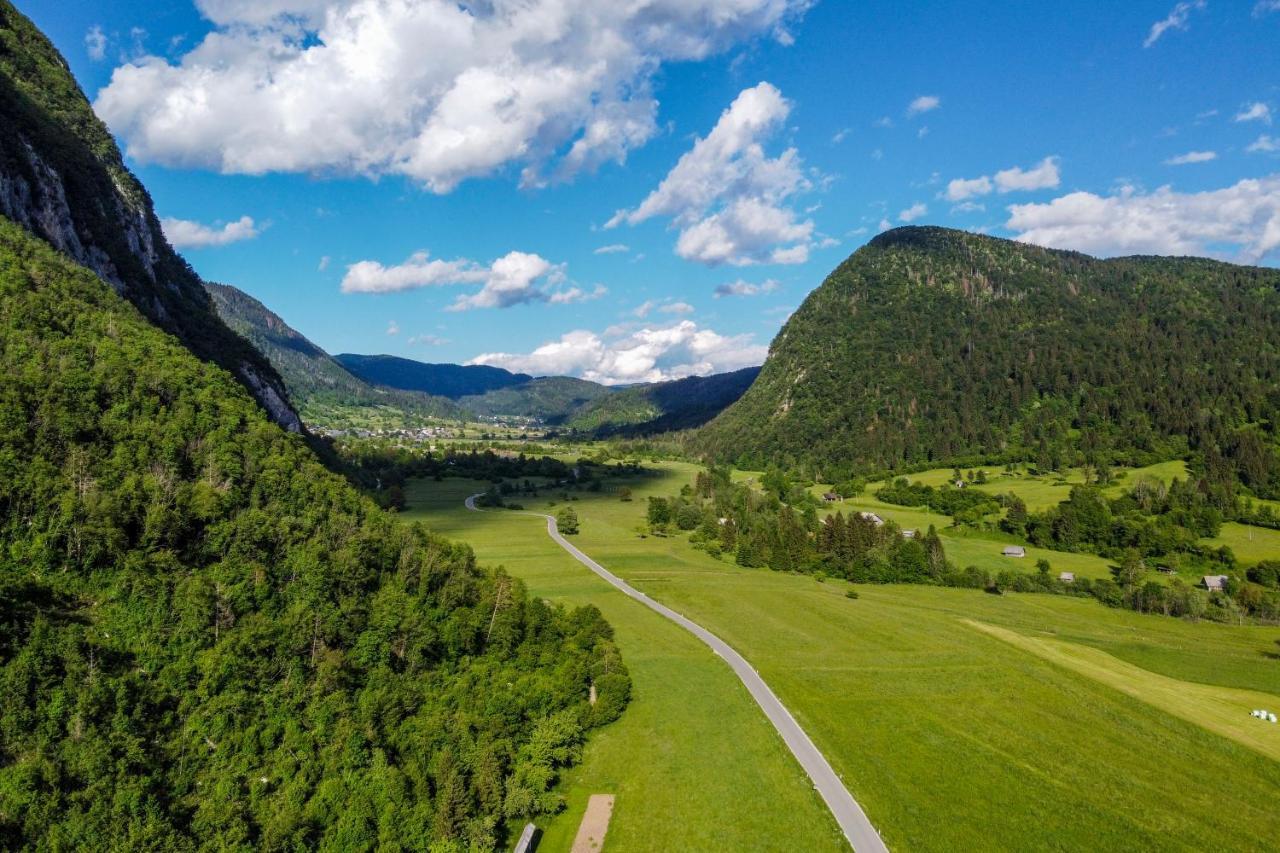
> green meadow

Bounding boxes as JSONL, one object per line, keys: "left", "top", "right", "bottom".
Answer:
{"left": 405, "top": 460, "right": 1280, "bottom": 851}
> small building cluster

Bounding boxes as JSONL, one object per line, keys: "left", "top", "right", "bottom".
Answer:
{"left": 1251, "top": 709, "right": 1277, "bottom": 723}
{"left": 858, "top": 511, "right": 885, "bottom": 527}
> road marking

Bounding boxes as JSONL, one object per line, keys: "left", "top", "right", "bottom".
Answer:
{"left": 466, "top": 495, "right": 888, "bottom": 852}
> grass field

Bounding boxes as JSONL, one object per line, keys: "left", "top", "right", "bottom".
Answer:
{"left": 402, "top": 478, "right": 846, "bottom": 853}
{"left": 1204, "top": 522, "right": 1280, "bottom": 566}
{"left": 406, "top": 460, "right": 1280, "bottom": 851}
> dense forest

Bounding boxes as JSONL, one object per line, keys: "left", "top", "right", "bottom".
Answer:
{"left": 0, "top": 215, "right": 631, "bottom": 850}
{"left": 206, "top": 283, "right": 463, "bottom": 426}
{"left": 697, "top": 227, "right": 1280, "bottom": 486}
{"left": 0, "top": 4, "right": 632, "bottom": 847}
{"left": 564, "top": 367, "right": 760, "bottom": 436}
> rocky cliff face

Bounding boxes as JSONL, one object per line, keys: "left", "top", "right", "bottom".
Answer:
{"left": 0, "top": 1, "right": 300, "bottom": 432}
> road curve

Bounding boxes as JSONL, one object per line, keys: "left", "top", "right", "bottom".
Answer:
{"left": 465, "top": 494, "right": 889, "bottom": 853}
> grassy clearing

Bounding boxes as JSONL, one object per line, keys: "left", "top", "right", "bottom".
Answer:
{"left": 407, "top": 461, "right": 1280, "bottom": 851}
{"left": 1203, "top": 522, "right": 1280, "bottom": 566}
{"left": 401, "top": 478, "right": 845, "bottom": 853}
{"left": 965, "top": 620, "right": 1280, "bottom": 761}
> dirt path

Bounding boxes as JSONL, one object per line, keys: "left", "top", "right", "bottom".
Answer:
{"left": 570, "top": 794, "right": 614, "bottom": 852}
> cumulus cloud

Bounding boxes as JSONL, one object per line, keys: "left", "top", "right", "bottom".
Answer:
{"left": 993, "top": 156, "right": 1061, "bottom": 192}
{"left": 606, "top": 82, "right": 814, "bottom": 266}
{"left": 1248, "top": 135, "right": 1279, "bottom": 153}
{"left": 94, "top": 0, "right": 809, "bottom": 193}
{"left": 898, "top": 202, "right": 927, "bottom": 223}
{"left": 944, "top": 175, "right": 993, "bottom": 202}
{"left": 85, "top": 25, "right": 107, "bottom": 61}
{"left": 1164, "top": 150, "right": 1217, "bottom": 165}
{"left": 660, "top": 301, "right": 695, "bottom": 315}
{"left": 1236, "top": 102, "right": 1273, "bottom": 124}
{"left": 341, "top": 248, "right": 592, "bottom": 309}
{"left": 1006, "top": 175, "right": 1280, "bottom": 264}
{"left": 385, "top": 320, "right": 399, "bottom": 336}
{"left": 906, "top": 95, "right": 940, "bottom": 116}
{"left": 161, "top": 214, "right": 259, "bottom": 248}
{"left": 593, "top": 243, "right": 629, "bottom": 255}
{"left": 468, "top": 319, "right": 766, "bottom": 384}
{"left": 1143, "top": 1, "right": 1206, "bottom": 48}
{"left": 714, "top": 277, "right": 780, "bottom": 297}
{"left": 943, "top": 156, "right": 1059, "bottom": 202}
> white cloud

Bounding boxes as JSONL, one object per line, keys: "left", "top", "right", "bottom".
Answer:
{"left": 944, "top": 175, "right": 993, "bottom": 201}
{"left": 1248, "top": 135, "right": 1279, "bottom": 153}
{"left": 831, "top": 127, "right": 851, "bottom": 144}
{"left": 1254, "top": 0, "right": 1280, "bottom": 16}
{"left": 714, "top": 277, "right": 780, "bottom": 297}
{"left": 341, "top": 248, "right": 588, "bottom": 309}
{"left": 318, "top": 255, "right": 330, "bottom": 271}
{"left": 632, "top": 300, "right": 657, "bottom": 318}
{"left": 385, "top": 320, "right": 400, "bottom": 336}
{"left": 898, "top": 202, "right": 927, "bottom": 223}
{"left": 877, "top": 217, "right": 892, "bottom": 232}
{"left": 917, "top": 126, "right": 929, "bottom": 139}
{"left": 593, "top": 243, "right": 629, "bottom": 255}
{"left": 660, "top": 301, "right": 695, "bottom": 315}
{"left": 950, "top": 201, "right": 985, "bottom": 214}
{"left": 906, "top": 95, "right": 940, "bottom": 117}
{"left": 993, "top": 156, "right": 1060, "bottom": 192}
{"left": 1143, "top": 1, "right": 1206, "bottom": 48}
{"left": 944, "top": 156, "right": 1059, "bottom": 201}
{"left": 341, "top": 251, "right": 487, "bottom": 294}
{"left": 161, "top": 214, "right": 259, "bottom": 248}
{"left": 85, "top": 25, "right": 107, "bottom": 61}
{"left": 94, "top": 0, "right": 809, "bottom": 193}
{"left": 606, "top": 82, "right": 814, "bottom": 266}
{"left": 408, "top": 333, "right": 449, "bottom": 346}
{"left": 872, "top": 116, "right": 893, "bottom": 128}
{"left": 468, "top": 319, "right": 766, "bottom": 384}
{"left": 445, "top": 251, "right": 562, "bottom": 311}
{"left": 1236, "top": 102, "right": 1273, "bottom": 124}
{"left": 1006, "top": 175, "right": 1280, "bottom": 264}
{"left": 1164, "top": 150, "right": 1217, "bottom": 165}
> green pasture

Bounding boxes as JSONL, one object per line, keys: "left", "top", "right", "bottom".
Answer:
{"left": 405, "top": 460, "right": 1280, "bottom": 851}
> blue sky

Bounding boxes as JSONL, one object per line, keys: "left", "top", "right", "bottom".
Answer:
{"left": 27, "top": 0, "right": 1280, "bottom": 382}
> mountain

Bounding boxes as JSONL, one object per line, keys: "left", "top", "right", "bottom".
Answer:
{"left": 336, "top": 353, "right": 532, "bottom": 399}
{"left": 0, "top": 1, "right": 299, "bottom": 431}
{"left": 566, "top": 366, "right": 761, "bottom": 435}
{"left": 459, "top": 376, "right": 615, "bottom": 423}
{"left": 697, "top": 226, "right": 1280, "bottom": 480}
{"left": 0, "top": 6, "right": 628, "bottom": 847}
{"left": 206, "top": 283, "right": 462, "bottom": 426}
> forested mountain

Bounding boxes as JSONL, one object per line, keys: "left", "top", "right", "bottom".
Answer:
{"left": 336, "top": 354, "right": 532, "bottom": 399}
{"left": 566, "top": 367, "right": 761, "bottom": 435}
{"left": 0, "top": 1, "right": 298, "bottom": 431}
{"left": 206, "top": 283, "right": 462, "bottom": 425}
{"left": 0, "top": 5, "right": 629, "bottom": 847}
{"left": 459, "top": 376, "right": 615, "bottom": 423}
{"left": 698, "top": 227, "right": 1280, "bottom": 484}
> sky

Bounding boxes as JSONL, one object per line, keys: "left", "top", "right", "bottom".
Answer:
{"left": 27, "top": 0, "right": 1280, "bottom": 384}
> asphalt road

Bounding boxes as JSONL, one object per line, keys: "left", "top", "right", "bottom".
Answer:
{"left": 465, "top": 495, "right": 889, "bottom": 853}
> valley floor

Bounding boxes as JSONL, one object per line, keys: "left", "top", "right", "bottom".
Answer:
{"left": 403, "top": 461, "right": 1280, "bottom": 852}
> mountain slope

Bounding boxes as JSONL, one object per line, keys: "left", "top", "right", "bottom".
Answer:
{"left": 206, "top": 283, "right": 462, "bottom": 425}
{"left": 0, "top": 1, "right": 298, "bottom": 430}
{"left": 567, "top": 366, "right": 761, "bottom": 435}
{"left": 459, "top": 376, "right": 615, "bottom": 423}
{"left": 698, "top": 226, "right": 1280, "bottom": 478}
{"left": 336, "top": 353, "right": 532, "bottom": 399}
{"left": 0, "top": 191, "right": 629, "bottom": 851}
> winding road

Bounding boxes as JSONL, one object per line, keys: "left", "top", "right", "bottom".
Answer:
{"left": 465, "top": 495, "right": 888, "bottom": 853}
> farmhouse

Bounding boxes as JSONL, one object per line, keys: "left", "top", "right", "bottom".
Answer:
{"left": 902, "top": 529, "right": 917, "bottom": 539}
{"left": 1003, "top": 545, "right": 1026, "bottom": 558}
{"left": 1202, "top": 574, "right": 1229, "bottom": 591}
{"left": 823, "top": 492, "right": 842, "bottom": 502}
{"left": 1059, "top": 572, "right": 1075, "bottom": 583}
{"left": 858, "top": 511, "right": 885, "bottom": 526}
